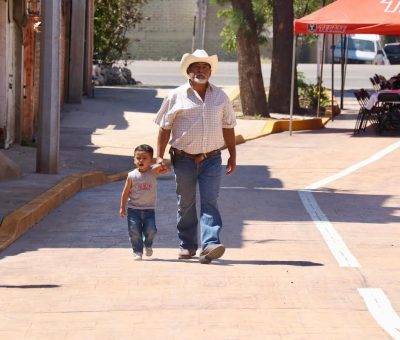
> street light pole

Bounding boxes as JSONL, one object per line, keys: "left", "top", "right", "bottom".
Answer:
{"left": 36, "top": 0, "right": 61, "bottom": 174}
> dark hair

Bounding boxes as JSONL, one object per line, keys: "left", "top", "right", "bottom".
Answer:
{"left": 134, "top": 144, "right": 153, "bottom": 156}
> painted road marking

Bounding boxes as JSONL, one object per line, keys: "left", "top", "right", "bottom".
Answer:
{"left": 358, "top": 288, "right": 400, "bottom": 339}
{"left": 299, "top": 189, "right": 360, "bottom": 267}
{"left": 305, "top": 140, "right": 400, "bottom": 190}
{"left": 299, "top": 141, "right": 400, "bottom": 267}
{"left": 299, "top": 140, "right": 400, "bottom": 338}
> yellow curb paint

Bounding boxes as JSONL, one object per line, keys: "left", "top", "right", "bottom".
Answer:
{"left": 108, "top": 171, "right": 129, "bottom": 183}
{"left": 235, "top": 134, "right": 246, "bottom": 145}
{"left": 261, "top": 117, "right": 330, "bottom": 135}
{"left": 226, "top": 86, "right": 240, "bottom": 102}
{"left": 0, "top": 172, "right": 110, "bottom": 251}
{"left": 81, "top": 171, "right": 108, "bottom": 189}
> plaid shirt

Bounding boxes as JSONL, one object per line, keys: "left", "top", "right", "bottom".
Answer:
{"left": 154, "top": 82, "right": 236, "bottom": 154}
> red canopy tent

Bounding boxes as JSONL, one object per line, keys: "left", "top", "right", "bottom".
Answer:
{"left": 294, "top": 0, "right": 400, "bottom": 35}
{"left": 288, "top": 0, "right": 400, "bottom": 133}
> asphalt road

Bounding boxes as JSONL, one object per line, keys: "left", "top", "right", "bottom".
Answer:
{"left": 127, "top": 60, "right": 400, "bottom": 90}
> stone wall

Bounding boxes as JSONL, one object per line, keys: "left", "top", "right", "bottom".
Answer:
{"left": 126, "top": 0, "right": 197, "bottom": 61}
{"left": 125, "top": 0, "right": 270, "bottom": 61}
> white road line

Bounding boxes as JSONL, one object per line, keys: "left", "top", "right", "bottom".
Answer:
{"left": 358, "top": 288, "right": 400, "bottom": 340}
{"left": 299, "top": 190, "right": 360, "bottom": 267}
{"left": 299, "top": 140, "right": 400, "bottom": 268}
{"left": 306, "top": 140, "right": 400, "bottom": 190}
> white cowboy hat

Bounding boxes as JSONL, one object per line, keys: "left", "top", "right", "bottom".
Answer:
{"left": 180, "top": 49, "right": 218, "bottom": 79}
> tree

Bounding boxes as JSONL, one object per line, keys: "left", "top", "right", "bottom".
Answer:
{"left": 94, "top": 0, "right": 147, "bottom": 65}
{"left": 217, "top": 0, "right": 334, "bottom": 115}
{"left": 268, "top": 1, "right": 295, "bottom": 114}
{"left": 217, "top": 0, "right": 269, "bottom": 117}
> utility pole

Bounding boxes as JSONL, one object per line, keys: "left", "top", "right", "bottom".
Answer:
{"left": 68, "top": 0, "right": 87, "bottom": 103}
{"left": 195, "top": 0, "right": 208, "bottom": 49}
{"left": 84, "top": 0, "right": 95, "bottom": 98}
{"left": 36, "top": 0, "right": 61, "bottom": 174}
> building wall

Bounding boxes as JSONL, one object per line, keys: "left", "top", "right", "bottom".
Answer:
{"left": 22, "top": 17, "right": 36, "bottom": 142}
{"left": 0, "top": 2, "right": 8, "bottom": 139}
{"left": 0, "top": 0, "right": 17, "bottom": 148}
{"left": 126, "top": 0, "right": 196, "bottom": 61}
{"left": 126, "top": 0, "right": 249, "bottom": 61}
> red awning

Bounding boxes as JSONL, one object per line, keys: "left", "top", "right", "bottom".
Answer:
{"left": 294, "top": 0, "right": 400, "bottom": 35}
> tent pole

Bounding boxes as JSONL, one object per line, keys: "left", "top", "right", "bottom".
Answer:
{"left": 317, "top": 34, "right": 326, "bottom": 117}
{"left": 340, "top": 34, "right": 347, "bottom": 109}
{"left": 331, "top": 34, "right": 335, "bottom": 121}
{"left": 289, "top": 36, "right": 297, "bottom": 136}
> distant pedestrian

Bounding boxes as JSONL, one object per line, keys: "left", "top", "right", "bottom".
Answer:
{"left": 119, "top": 144, "right": 169, "bottom": 260}
{"left": 155, "top": 49, "right": 237, "bottom": 264}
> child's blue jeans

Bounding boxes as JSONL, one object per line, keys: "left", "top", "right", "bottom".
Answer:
{"left": 127, "top": 208, "right": 157, "bottom": 254}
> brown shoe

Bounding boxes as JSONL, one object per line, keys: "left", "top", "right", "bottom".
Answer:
{"left": 199, "top": 244, "right": 225, "bottom": 264}
{"left": 178, "top": 248, "right": 196, "bottom": 259}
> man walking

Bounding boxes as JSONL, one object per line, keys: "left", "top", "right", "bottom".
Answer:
{"left": 155, "top": 49, "right": 237, "bottom": 264}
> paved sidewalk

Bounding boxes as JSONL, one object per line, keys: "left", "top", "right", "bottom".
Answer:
{"left": 1, "top": 93, "right": 399, "bottom": 338}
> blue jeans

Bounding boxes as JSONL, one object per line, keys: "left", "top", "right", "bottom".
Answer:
{"left": 173, "top": 151, "right": 223, "bottom": 252}
{"left": 127, "top": 208, "right": 157, "bottom": 254}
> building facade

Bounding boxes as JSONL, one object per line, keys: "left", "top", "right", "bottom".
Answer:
{"left": 126, "top": 0, "right": 273, "bottom": 61}
{"left": 0, "top": 0, "right": 93, "bottom": 179}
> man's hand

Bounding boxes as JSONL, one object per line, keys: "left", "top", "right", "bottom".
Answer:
{"left": 226, "top": 156, "right": 236, "bottom": 175}
{"left": 156, "top": 156, "right": 164, "bottom": 165}
{"left": 223, "top": 128, "right": 236, "bottom": 175}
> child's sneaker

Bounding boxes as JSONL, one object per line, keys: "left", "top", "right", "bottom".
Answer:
{"left": 145, "top": 247, "right": 153, "bottom": 257}
{"left": 133, "top": 252, "right": 142, "bottom": 261}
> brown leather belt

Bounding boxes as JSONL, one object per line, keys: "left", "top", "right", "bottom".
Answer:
{"left": 171, "top": 147, "right": 220, "bottom": 160}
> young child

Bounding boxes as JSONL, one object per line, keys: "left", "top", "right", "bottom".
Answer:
{"left": 120, "top": 144, "right": 169, "bottom": 260}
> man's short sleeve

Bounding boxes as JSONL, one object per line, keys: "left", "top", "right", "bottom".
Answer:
{"left": 154, "top": 95, "right": 176, "bottom": 129}
{"left": 222, "top": 98, "right": 237, "bottom": 129}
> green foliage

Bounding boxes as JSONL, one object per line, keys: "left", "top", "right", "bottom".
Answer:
{"left": 215, "top": 0, "right": 271, "bottom": 53}
{"left": 382, "top": 35, "right": 400, "bottom": 44}
{"left": 217, "top": 8, "right": 242, "bottom": 53}
{"left": 20, "top": 137, "right": 35, "bottom": 147}
{"left": 94, "top": 0, "right": 147, "bottom": 65}
{"left": 297, "top": 72, "right": 329, "bottom": 109}
{"left": 215, "top": 0, "right": 334, "bottom": 53}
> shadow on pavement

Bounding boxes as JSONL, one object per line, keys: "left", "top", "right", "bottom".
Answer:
{"left": 0, "top": 164, "right": 398, "bottom": 260}
{"left": 149, "top": 258, "right": 324, "bottom": 266}
{"left": 59, "top": 87, "right": 164, "bottom": 174}
{"left": 0, "top": 284, "right": 60, "bottom": 289}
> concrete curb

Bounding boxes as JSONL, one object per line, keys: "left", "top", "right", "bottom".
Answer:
{"left": 0, "top": 171, "right": 127, "bottom": 251}
{"left": 235, "top": 117, "right": 330, "bottom": 144}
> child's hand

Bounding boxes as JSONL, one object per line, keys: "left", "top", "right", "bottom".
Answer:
{"left": 119, "top": 207, "right": 126, "bottom": 218}
{"left": 159, "top": 166, "right": 169, "bottom": 174}
{"left": 152, "top": 163, "right": 170, "bottom": 175}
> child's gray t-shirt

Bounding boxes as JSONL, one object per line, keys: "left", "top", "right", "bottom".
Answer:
{"left": 127, "top": 168, "right": 157, "bottom": 209}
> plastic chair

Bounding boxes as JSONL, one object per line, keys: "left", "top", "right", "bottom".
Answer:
{"left": 353, "top": 89, "right": 379, "bottom": 134}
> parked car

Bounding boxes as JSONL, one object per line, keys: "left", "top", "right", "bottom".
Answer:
{"left": 334, "top": 34, "right": 382, "bottom": 64}
{"left": 383, "top": 43, "right": 400, "bottom": 64}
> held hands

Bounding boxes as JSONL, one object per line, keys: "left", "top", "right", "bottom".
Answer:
{"left": 153, "top": 159, "right": 170, "bottom": 175}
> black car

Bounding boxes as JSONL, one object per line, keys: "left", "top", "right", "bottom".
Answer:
{"left": 384, "top": 43, "right": 400, "bottom": 64}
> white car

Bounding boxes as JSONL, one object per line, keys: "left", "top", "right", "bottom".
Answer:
{"left": 334, "top": 34, "right": 382, "bottom": 64}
